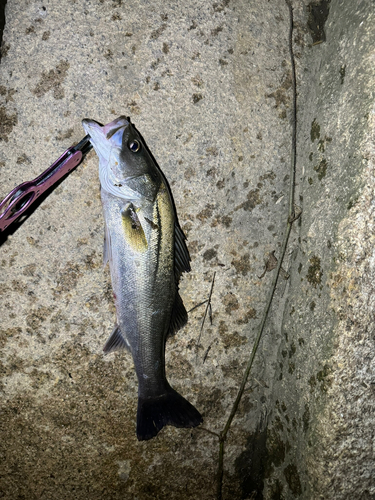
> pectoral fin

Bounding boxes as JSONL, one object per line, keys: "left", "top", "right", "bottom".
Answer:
{"left": 103, "top": 222, "right": 111, "bottom": 267}
{"left": 103, "top": 325, "right": 130, "bottom": 354}
{"left": 122, "top": 204, "right": 148, "bottom": 253}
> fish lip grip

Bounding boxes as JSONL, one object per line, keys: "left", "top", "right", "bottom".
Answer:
{"left": 0, "top": 135, "right": 92, "bottom": 232}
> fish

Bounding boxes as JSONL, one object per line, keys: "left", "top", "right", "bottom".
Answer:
{"left": 82, "top": 116, "right": 202, "bottom": 440}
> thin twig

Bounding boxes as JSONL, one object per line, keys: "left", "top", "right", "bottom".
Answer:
{"left": 196, "top": 426, "right": 221, "bottom": 439}
{"left": 208, "top": 302, "right": 213, "bottom": 325}
{"left": 216, "top": 2, "right": 298, "bottom": 498}
{"left": 196, "top": 271, "right": 216, "bottom": 349}
{"left": 287, "top": 0, "right": 297, "bottom": 221}
{"left": 203, "top": 345, "right": 212, "bottom": 363}
{"left": 188, "top": 299, "right": 208, "bottom": 314}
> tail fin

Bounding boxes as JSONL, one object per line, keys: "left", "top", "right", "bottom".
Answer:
{"left": 137, "top": 387, "right": 203, "bottom": 441}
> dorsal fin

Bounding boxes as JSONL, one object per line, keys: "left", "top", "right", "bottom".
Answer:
{"left": 174, "top": 222, "right": 191, "bottom": 281}
{"left": 168, "top": 292, "right": 188, "bottom": 337}
{"left": 167, "top": 223, "right": 191, "bottom": 338}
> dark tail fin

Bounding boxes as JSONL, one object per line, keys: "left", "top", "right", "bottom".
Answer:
{"left": 137, "top": 387, "right": 203, "bottom": 441}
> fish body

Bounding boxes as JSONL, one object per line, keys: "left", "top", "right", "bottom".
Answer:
{"left": 82, "top": 116, "right": 202, "bottom": 440}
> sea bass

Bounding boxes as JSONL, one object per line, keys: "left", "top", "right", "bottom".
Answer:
{"left": 82, "top": 116, "right": 202, "bottom": 440}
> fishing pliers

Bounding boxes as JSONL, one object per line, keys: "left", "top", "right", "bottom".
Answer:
{"left": 0, "top": 135, "right": 92, "bottom": 232}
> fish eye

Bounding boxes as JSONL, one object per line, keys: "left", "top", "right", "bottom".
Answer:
{"left": 128, "top": 139, "right": 141, "bottom": 153}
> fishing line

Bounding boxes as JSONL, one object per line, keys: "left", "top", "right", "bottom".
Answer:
{"left": 215, "top": 1, "right": 299, "bottom": 497}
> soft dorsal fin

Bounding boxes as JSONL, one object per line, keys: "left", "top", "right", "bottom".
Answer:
{"left": 174, "top": 222, "right": 191, "bottom": 281}
{"left": 168, "top": 291, "right": 188, "bottom": 337}
{"left": 167, "top": 223, "right": 191, "bottom": 338}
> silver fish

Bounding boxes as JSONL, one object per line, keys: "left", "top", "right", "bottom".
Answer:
{"left": 82, "top": 116, "right": 202, "bottom": 440}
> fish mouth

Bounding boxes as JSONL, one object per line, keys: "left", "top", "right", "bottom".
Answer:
{"left": 82, "top": 116, "right": 130, "bottom": 135}
{"left": 82, "top": 116, "right": 130, "bottom": 160}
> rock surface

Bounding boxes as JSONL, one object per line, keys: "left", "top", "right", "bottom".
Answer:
{"left": 0, "top": 0, "right": 373, "bottom": 499}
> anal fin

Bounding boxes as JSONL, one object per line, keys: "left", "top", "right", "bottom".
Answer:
{"left": 103, "top": 325, "right": 130, "bottom": 354}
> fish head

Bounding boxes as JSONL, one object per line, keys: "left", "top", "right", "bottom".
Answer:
{"left": 82, "top": 116, "right": 160, "bottom": 200}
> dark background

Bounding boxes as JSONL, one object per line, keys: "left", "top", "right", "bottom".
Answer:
{"left": 0, "top": 0, "right": 6, "bottom": 61}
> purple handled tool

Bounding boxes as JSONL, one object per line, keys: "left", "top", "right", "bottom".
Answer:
{"left": 0, "top": 135, "right": 92, "bottom": 232}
